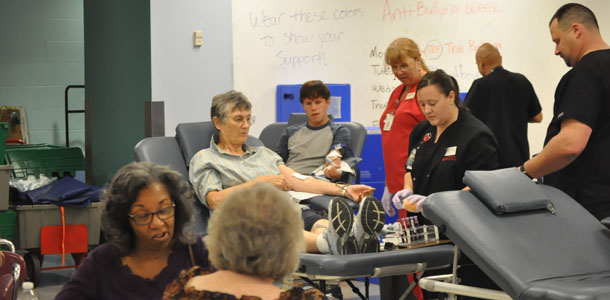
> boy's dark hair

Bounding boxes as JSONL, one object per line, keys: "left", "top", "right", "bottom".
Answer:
{"left": 300, "top": 80, "right": 331, "bottom": 103}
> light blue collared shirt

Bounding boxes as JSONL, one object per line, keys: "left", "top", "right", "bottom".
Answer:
{"left": 189, "top": 136, "right": 284, "bottom": 208}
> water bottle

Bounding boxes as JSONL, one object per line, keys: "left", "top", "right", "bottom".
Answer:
{"left": 17, "top": 281, "right": 39, "bottom": 300}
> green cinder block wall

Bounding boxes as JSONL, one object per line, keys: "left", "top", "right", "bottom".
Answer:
{"left": 0, "top": 0, "right": 85, "bottom": 148}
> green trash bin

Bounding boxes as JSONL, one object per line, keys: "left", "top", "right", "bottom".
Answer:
{"left": 4, "top": 144, "right": 86, "bottom": 179}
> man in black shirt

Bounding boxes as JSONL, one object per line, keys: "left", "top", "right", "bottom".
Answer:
{"left": 465, "top": 43, "right": 543, "bottom": 168}
{"left": 521, "top": 3, "right": 610, "bottom": 220}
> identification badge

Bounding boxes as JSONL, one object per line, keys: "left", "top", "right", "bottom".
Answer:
{"left": 406, "top": 92, "right": 415, "bottom": 100}
{"left": 444, "top": 146, "right": 457, "bottom": 156}
{"left": 406, "top": 148, "right": 417, "bottom": 171}
{"left": 383, "top": 113, "right": 394, "bottom": 131}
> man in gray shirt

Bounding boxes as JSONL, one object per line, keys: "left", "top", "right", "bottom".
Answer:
{"left": 276, "top": 80, "right": 350, "bottom": 181}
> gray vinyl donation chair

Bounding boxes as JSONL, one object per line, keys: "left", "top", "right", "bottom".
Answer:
{"left": 134, "top": 121, "right": 458, "bottom": 300}
{"left": 419, "top": 167, "right": 610, "bottom": 300}
{"left": 258, "top": 122, "right": 287, "bottom": 149}
{"left": 298, "top": 244, "right": 455, "bottom": 299}
{"left": 133, "top": 121, "right": 262, "bottom": 235}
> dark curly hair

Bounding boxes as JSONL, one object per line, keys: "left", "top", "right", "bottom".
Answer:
{"left": 101, "top": 162, "right": 195, "bottom": 256}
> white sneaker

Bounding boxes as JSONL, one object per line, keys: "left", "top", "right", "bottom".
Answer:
{"left": 323, "top": 197, "right": 358, "bottom": 255}
{"left": 353, "top": 195, "right": 386, "bottom": 253}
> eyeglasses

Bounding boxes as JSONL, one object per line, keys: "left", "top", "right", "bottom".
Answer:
{"left": 230, "top": 115, "right": 256, "bottom": 125}
{"left": 391, "top": 64, "right": 411, "bottom": 72}
{"left": 128, "top": 204, "right": 176, "bottom": 226}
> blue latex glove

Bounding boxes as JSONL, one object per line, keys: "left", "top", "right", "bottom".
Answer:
{"left": 405, "top": 194, "right": 427, "bottom": 212}
{"left": 381, "top": 186, "right": 395, "bottom": 217}
{"left": 392, "top": 189, "right": 413, "bottom": 210}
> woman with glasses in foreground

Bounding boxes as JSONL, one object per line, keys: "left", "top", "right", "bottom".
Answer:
{"left": 56, "top": 162, "right": 211, "bottom": 300}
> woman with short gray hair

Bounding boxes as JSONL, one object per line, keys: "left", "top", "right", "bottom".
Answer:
{"left": 190, "top": 90, "right": 382, "bottom": 256}
{"left": 163, "top": 182, "right": 325, "bottom": 299}
{"left": 210, "top": 90, "right": 252, "bottom": 124}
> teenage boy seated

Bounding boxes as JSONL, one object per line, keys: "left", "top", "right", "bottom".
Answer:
{"left": 276, "top": 80, "right": 352, "bottom": 181}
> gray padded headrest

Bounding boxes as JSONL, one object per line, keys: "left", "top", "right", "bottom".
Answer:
{"left": 463, "top": 168, "right": 552, "bottom": 214}
{"left": 175, "top": 121, "right": 264, "bottom": 167}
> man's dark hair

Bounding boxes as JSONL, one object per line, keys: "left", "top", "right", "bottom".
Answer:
{"left": 299, "top": 80, "right": 331, "bottom": 103}
{"left": 550, "top": 3, "right": 598, "bottom": 30}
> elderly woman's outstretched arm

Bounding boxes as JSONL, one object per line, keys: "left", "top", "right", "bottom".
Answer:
{"left": 278, "top": 165, "right": 374, "bottom": 202}
{"left": 205, "top": 175, "right": 288, "bottom": 210}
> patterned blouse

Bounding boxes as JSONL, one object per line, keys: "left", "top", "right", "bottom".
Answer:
{"left": 163, "top": 266, "right": 326, "bottom": 300}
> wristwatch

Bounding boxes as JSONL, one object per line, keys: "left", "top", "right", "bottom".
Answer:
{"left": 519, "top": 164, "right": 533, "bottom": 179}
{"left": 342, "top": 185, "right": 348, "bottom": 198}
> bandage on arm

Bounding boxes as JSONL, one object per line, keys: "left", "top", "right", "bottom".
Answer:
{"left": 326, "top": 150, "right": 342, "bottom": 168}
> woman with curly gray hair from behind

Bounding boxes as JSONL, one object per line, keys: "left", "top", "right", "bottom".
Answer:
{"left": 56, "top": 162, "right": 211, "bottom": 300}
{"left": 164, "top": 182, "right": 326, "bottom": 299}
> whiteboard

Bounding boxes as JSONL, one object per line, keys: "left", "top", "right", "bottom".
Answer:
{"left": 232, "top": 0, "right": 610, "bottom": 153}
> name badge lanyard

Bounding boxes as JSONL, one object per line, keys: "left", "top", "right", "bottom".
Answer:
{"left": 384, "top": 89, "right": 416, "bottom": 131}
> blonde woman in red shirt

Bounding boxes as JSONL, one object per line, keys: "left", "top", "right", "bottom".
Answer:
{"left": 379, "top": 37, "right": 429, "bottom": 217}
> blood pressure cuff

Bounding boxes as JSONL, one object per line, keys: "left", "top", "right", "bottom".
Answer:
{"left": 463, "top": 168, "right": 553, "bottom": 214}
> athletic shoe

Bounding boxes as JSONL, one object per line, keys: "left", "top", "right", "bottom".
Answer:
{"left": 353, "top": 195, "right": 386, "bottom": 253}
{"left": 323, "top": 197, "right": 358, "bottom": 255}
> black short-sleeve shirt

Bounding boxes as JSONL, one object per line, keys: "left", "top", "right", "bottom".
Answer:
{"left": 543, "top": 49, "right": 610, "bottom": 220}
{"left": 406, "top": 109, "right": 499, "bottom": 196}
{"left": 465, "top": 66, "right": 542, "bottom": 167}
